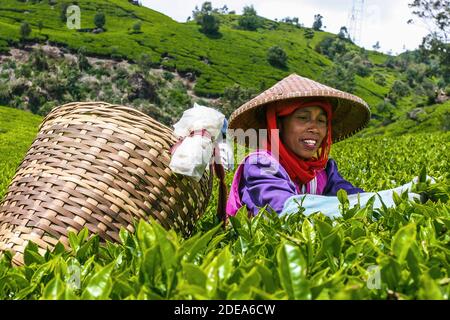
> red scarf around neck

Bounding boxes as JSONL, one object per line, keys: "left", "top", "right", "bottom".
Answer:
{"left": 265, "top": 101, "right": 333, "bottom": 185}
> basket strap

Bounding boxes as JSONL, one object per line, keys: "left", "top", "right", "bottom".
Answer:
{"left": 213, "top": 144, "right": 227, "bottom": 227}
{"left": 170, "top": 129, "right": 227, "bottom": 226}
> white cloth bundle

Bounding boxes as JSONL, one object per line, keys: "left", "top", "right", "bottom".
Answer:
{"left": 169, "top": 103, "right": 225, "bottom": 181}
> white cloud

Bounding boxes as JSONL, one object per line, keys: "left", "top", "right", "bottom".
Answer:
{"left": 141, "top": 0, "right": 429, "bottom": 54}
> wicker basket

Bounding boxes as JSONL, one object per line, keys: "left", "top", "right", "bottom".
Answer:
{"left": 0, "top": 102, "right": 213, "bottom": 265}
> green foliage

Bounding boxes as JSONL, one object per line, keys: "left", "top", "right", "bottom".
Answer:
{"left": 94, "top": 11, "right": 106, "bottom": 29}
{"left": 132, "top": 21, "right": 141, "bottom": 34}
{"left": 312, "top": 14, "right": 323, "bottom": 31}
{"left": 373, "top": 72, "right": 387, "bottom": 86}
{"left": 315, "top": 37, "right": 348, "bottom": 60}
{"left": 267, "top": 46, "right": 288, "bottom": 68}
{"left": 303, "top": 29, "right": 314, "bottom": 38}
{"left": 0, "top": 106, "right": 42, "bottom": 199}
{"left": 136, "top": 52, "right": 152, "bottom": 74}
{"left": 409, "top": 0, "right": 450, "bottom": 82}
{"left": 20, "top": 22, "right": 31, "bottom": 40}
{"left": 0, "top": 107, "right": 449, "bottom": 300}
{"left": 337, "top": 26, "right": 349, "bottom": 40}
{"left": 321, "top": 64, "right": 355, "bottom": 93}
{"left": 220, "top": 84, "right": 257, "bottom": 117}
{"left": 390, "top": 80, "right": 410, "bottom": 101}
{"left": 60, "top": 3, "right": 69, "bottom": 23}
{"left": 0, "top": 45, "right": 194, "bottom": 126}
{"left": 192, "top": 2, "right": 220, "bottom": 35}
{"left": 0, "top": 0, "right": 447, "bottom": 137}
{"left": 238, "top": 5, "right": 262, "bottom": 31}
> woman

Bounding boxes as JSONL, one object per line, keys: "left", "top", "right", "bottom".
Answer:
{"left": 226, "top": 73, "right": 373, "bottom": 217}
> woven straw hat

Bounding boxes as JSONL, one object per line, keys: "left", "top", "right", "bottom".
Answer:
{"left": 228, "top": 73, "right": 371, "bottom": 142}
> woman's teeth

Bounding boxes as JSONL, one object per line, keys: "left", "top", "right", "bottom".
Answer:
{"left": 303, "top": 139, "right": 317, "bottom": 146}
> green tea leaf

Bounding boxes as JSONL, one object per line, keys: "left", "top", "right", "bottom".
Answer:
{"left": 81, "top": 262, "right": 114, "bottom": 300}
{"left": 42, "top": 276, "right": 65, "bottom": 300}
{"left": 392, "top": 223, "right": 416, "bottom": 263}
{"left": 256, "top": 264, "right": 276, "bottom": 293}
{"left": 182, "top": 262, "right": 207, "bottom": 288}
{"left": 277, "top": 242, "right": 310, "bottom": 300}
{"left": 337, "top": 189, "right": 349, "bottom": 205}
{"left": 180, "top": 223, "right": 221, "bottom": 262}
{"left": 418, "top": 274, "right": 443, "bottom": 299}
{"left": 24, "top": 241, "right": 45, "bottom": 266}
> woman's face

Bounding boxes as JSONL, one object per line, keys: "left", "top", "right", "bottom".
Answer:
{"left": 280, "top": 106, "right": 328, "bottom": 160}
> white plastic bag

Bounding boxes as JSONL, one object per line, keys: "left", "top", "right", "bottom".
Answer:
{"left": 169, "top": 103, "right": 225, "bottom": 181}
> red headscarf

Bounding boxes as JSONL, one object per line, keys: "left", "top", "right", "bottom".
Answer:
{"left": 265, "top": 100, "right": 333, "bottom": 186}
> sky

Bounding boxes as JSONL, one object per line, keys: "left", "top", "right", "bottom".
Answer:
{"left": 141, "top": 0, "right": 431, "bottom": 55}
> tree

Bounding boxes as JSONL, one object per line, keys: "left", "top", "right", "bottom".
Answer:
{"left": 132, "top": 21, "right": 141, "bottom": 33}
{"left": 20, "top": 22, "right": 32, "bottom": 40}
{"left": 389, "top": 80, "right": 410, "bottom": 101}
{"left": 322, "top": 64, "right": 355, "bottom": 93}
{"left": 37, "top": 20, "right": 44, "bottom": 34}
{"left": 30, "top": 48, "right": 49, "bottom": 71}
{"left": 220, "top": 84, "right": 256, "bottom": 117}
{"left": 338, "top": 26, "right": 349, "bottom": 40}
{"left": 60, "top": 3, "right": 69, "bottom": 22}
{"left": 408, "top": 0, "right": 449, "bottom": 42}
{"left": 137, "top": 53, "right": 152, "bottom": 74}
{"left": 192, "top": 2, "right": 220, "bottom": 35}
{"left": 77, "top": 47, "right": 90, "bottom": 71}
{"left": 408, "top": 0, "right": 450, "bottom": 82}
{"left": 373, "top": 72, "right": 387, "bottom": 86}
{"left": 94, "top": 11, "right": 106, "bottom": 29}
{"left": 219, "top": 5, "right": 229, "bottom": 14}
{"left": 312, "top": 14, "right": 323, "bottom": 31}
{"left": 372, "top": 41, "right": 381, "bottom": 50}
{"left": 267, "top": 46, "right": 288, "bottom": 68}
{"left": 281, "top": 17, "right": 302, "bottom": 27}
{"left": 238, "top": 5, "right": 262, "bottom": 31}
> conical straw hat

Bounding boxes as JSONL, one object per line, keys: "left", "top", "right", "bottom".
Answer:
{"left": 228, "top": 73, "right": 371, "bottom": 143}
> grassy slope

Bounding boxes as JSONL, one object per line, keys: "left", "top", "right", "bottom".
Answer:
{"left": 0, "top": 0, "right": 382, "bottom": 99}
{"left": 0, "top": 0, "right": 446, "bottom": 136}
{"left": 0, "top": 106, "right": 42, "bottom": 198}
{"left": 358, "top": 100, "right": 450, "bottom": 137}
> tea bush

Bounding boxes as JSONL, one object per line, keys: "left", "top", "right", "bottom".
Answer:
{"left": 0, "top": 107, "right": 448, "bottom": 300}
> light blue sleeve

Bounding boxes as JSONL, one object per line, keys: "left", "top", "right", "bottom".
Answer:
{"left": 280, "top": 178, "right": 425, "bottom": 219}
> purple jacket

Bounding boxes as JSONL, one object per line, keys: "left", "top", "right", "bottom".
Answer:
{"left": 226, "top": 151, "right": 364, "bottom": 216}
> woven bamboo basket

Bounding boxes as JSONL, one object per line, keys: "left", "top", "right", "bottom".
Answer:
{"left": 0, "top": 102, "right": 213, "bottom": 265}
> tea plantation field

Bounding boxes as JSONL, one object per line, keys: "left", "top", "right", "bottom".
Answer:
{"left": 0, "top": 106, "right": 449, "bottom": 299}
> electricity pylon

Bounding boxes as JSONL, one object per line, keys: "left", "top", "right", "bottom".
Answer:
{"left": 347, "top": 0, "right": 365, "bottom": 45}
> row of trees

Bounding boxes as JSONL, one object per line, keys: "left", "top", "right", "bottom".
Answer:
{"left": 192, "top": 2, "right": 326, "bottom": 35}
{"left": 192, "top": 2, "right": 263, "bottom": 35}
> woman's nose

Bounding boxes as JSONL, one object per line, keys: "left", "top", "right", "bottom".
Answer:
{"left": 306, "top": 119, "right": 320, "bottom": 132}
